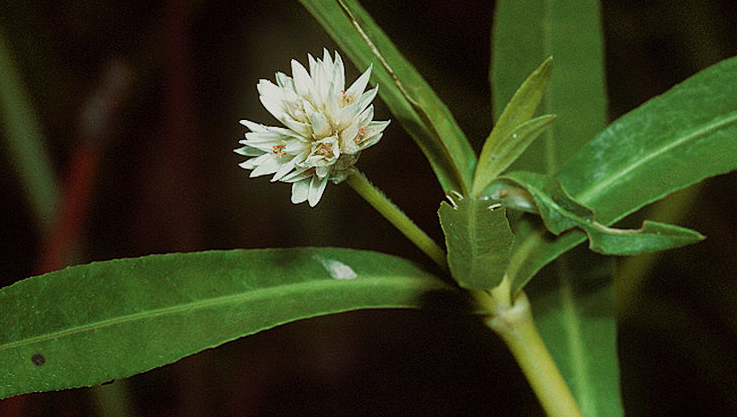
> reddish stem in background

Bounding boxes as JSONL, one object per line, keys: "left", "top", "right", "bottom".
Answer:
{"left": 0, "top": 59, "right": 132, "bottom": 417}
{"left": 35, "top": 143, "right": 100, "bottom": 274}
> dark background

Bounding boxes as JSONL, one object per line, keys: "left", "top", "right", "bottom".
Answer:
{"left": 1, "top": 0, "right": 736, "bottom": 415}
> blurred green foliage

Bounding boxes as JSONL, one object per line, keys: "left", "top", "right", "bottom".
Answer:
{"left": 0, "top": 0, "right": 735, "bottom": 416}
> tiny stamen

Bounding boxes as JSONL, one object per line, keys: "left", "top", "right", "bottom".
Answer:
{"left": 445, "top": 190, "right": 464, "bottom": 209}
{"left": 340, "top": 90, "right": 355, "bottom": 106}
{"left": 354, "top": 126, "right": 368, "bottom": 143}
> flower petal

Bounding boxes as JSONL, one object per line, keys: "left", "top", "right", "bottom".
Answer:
{"left": 281, "top": 167, "right": 311, "bottom": 183}
{"left": 234, "top": 144, "right": 262, "bottom": 156}
{"left": 346, "top": 64, "right": 372, "bottom": 98}
{"left": 275, "top": 72, "right": 294, "bottom": 90}
{"left": 339, "top": 123, "right": 360, "bottom": 154}
{"left": 331, "top": 52, "right": 345, "bottom": 96}
{"left": 355, "top": 85, "right": 379, "bottom": 115}
{"left": 308, "top": 176, "right": 329, "bottom": 207}
{"left": 361, "top": 121, "right": 390, "bottom": 150}
{"left": 249, "top": 154, "right": 283, "bottom": 177}
{"left": 271, "top": 156, "right": 298, "bottom": 182}
{"left": 291, "top": 178, "right": 311, "bottom": 204}
{"left": 239, "top": 119, "right": 268, "bottom": 132}
{"left": 337, "top": 86, "right": 378, "bottom": 128}
{"left": 291, "top": 59, "right": 313, "bottom": 100}
{"left": 308, "top": 53, "right": 318, "bottom": 78}
{"left": 239, "top": 156, "right": 263, "bottom": 170}
{"left": 311, "top": 112, "right": 332, "bottom": 138}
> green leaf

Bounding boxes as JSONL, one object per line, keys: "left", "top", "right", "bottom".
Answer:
{"left": 474, "top": 115, "right": 557, "bottom": 195}
{"left": 492, "top": 0, "right": 608, "bottom": 173}
{"left": 527, "top": 251, "right": 623, "bottom": 417}
{"left": 558, "top": 55, "right": 737, "bottom": 222}
{"left": 438, "top": 196, "right": 514, "bottom": 290}
{"left": 299, "top": 0, "right": 476, "bottom": 194}
{"left": 0, "top": 248, "right": 468, "bottom": 399}
{"left": 489, "top": 171, "right": 704, "bottom": 255}
{"left": 492, "top": 2, "right": 619, "bottom": 415}
{"left": 509, "top": 55, "right": 737, "bottom": 288}
{"left": 585, "top": 221, "right": 704, "bottom": 255}
{"left": 474, "top": 58, "right": 554, "bottom": 195}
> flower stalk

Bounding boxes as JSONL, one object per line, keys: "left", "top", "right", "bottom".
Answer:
{"left": 346, "top": 170, "right": 447, "bottom": 269}
{"left": 485, "top": 284, "right": 583, "bottom": 417}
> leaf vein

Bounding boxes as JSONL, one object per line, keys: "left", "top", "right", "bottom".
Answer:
{"left": 575, "top": 110, "right": 737, "bottom": 203}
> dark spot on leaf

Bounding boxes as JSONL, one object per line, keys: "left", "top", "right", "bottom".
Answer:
{"left": 31, "top": 353, "right": 46, "bottom": 366}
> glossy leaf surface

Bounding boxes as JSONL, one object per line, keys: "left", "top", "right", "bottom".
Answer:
{"left": 492, "top": 0, "right": 607, "bottom": 173}
{"left": 493, "top": 171, "right": 704, "bottom": 255}
{"left": 0, "top": 248, "right": 464, "bottom": 399}
{"left": 509, "top": 55, "right": 737, "bottom": 288}
{"left": 438, "top": 197, "right": 514, "bottom": 290}
{"left": 474, "top": 58, "right": 554, "bottom": 194}
{"left": 492, "top": 1, "right": 622, "bottom": 416}
{"left": 527, "top": 251, "right": 621, "bottom": 417}
{"left": 299, "top": 0, "right": 476, "bottom": 193}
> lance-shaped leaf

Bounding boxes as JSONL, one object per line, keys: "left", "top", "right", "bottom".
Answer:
{"left": 526, "top": 250, "right": 621, "bottom": 417}
{"left": 507, "top": 55, "right": 737, "bottom": 289}
{"left": 492, "top": 1, "right": 621, "bottom": 416}
{"left": 438, "top": 196, "right": 515, "bottom": 290}
{"left": 0, "top": 248, "right": 470, "bottom": 399}
{"left": 299, "top": 0, "right": 476, "bottom": 194}
{"left": 488, "top": 171, "right": 704, "bottom": 255}
{"left": 492, "top": 0, "right": 608, "bottom": 173}
{"left": 474, "top": 115, "right": 557, "bottom": 196}
{"left": 474, "top": 58, "right": 555, "bottom": 195}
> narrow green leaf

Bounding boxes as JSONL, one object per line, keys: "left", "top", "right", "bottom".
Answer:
{"left": 492, "top": 0, "right": 607, "bottom": 173}
{"left": 438, "top": 196, "right": 514, "bottom": 290}
{"left": 0, "top": 248, "right": 468, "bottom": 399}
{"left": 527, "top": 252, "right": 623, "bottom": 417}
{"left": 491, "top": 171, "right": 703, "bottom": 255}
{"left": 492, "top": 1, "right": 620, "bottom": 415}
{"left": 509, "top": 55, "right": 737, "bottom": 288}
{"left": 0, "top": 26, "right": 59, "bottom": 229}
{"left": 474, "top": 58, "right": 554, "bottom": 195}
{"left": 299, "top": 0, "right": 476, "bottom": 193}
{"left": 586, "top": 221, "right": 704, "bottom": 255}
{"left": 474, "top": 115, "right": 557, "bottom": 195}
{"left": 558, "top": 55, "right": 737, "bottom": 222}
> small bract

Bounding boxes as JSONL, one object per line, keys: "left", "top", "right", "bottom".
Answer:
{"left": 236, "top": 49, "right": 390, "bottom": 207}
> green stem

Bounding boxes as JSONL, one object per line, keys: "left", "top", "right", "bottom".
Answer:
{"left": 346, "top": 170, "right": 447, "bottom": 269}
{"left": 486, "top": 285, "right": 582, "bottom": 417}
{"left": 0, "top": 26, "right": 59, "bottom": 229}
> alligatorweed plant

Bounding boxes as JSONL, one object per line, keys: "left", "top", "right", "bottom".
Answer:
{"left": 2, "top": 0, "right": 737, "bottom": 416}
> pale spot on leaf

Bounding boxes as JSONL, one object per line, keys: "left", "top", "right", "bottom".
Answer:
{"left": 314, "top": 256, "right": 358, "bottom": 280}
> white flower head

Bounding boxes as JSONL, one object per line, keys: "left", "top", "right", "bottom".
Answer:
{"left": 235, "top": 49, "right": 390, "bottom": 207}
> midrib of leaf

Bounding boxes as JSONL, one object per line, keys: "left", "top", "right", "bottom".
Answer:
{"left": 468, "top": 203, "right": 481, "bottom": 271}
{"left": 575, "top": 110, "right": 737, "bottom": 205}
{"left": 0, "top": 275, "right": 446, "bottom": 352}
